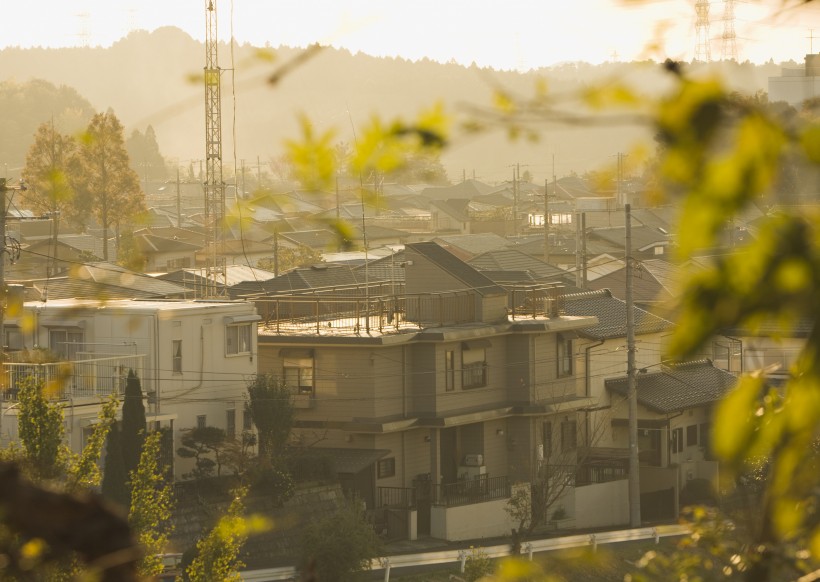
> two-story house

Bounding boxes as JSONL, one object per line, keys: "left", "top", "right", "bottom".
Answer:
{"left": 255, "top": 241, "right": 599, "bottom": 542}
{"left": 0, "top": 298, "right": 259, "bottom": 479}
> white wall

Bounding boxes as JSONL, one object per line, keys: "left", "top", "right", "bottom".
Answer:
{"left": 574, "top": 479, "right": 630, "bottom": 530}
{"left": 430, "top": 497, "right": 515, "bottom": 541}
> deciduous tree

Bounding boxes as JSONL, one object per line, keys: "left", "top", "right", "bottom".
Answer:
{"left": 73, "top": 110, "right": 146, "bottom": 260}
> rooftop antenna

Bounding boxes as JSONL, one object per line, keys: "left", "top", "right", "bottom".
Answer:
{"left": 203, "top": 0, "right": 227, "bottom": 297}
{"left": 694, "top": 0, "right": 712, "bottom": 63}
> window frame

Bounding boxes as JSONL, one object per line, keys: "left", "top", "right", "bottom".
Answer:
{"left": 196, "top": 414, "right": 206, "bottom": 430}
{"left": 445, "top": 349, "right": 455, "bottom": 392}
{"left": 542, "top": 421, "right": 553, "bottom": 458}
{"left": 172, "top": 339, "right": 183, "bottom": 374}
{"left": 461, "top": 346, "right": 487, "bottom": 390}
{"left": 283, "top": 356, "right": 315, "bottom": 395}
{"left": 49, "top": 328, "right": 84, "bottom": 360}
{"left": 686, "top": 424, "right": 698, "bottom": 447}
{"left": 557, "top": 334, "right": 574, "bottom": 377}
{"left": 226, "top": 322, "right": 253, "bottom": 356}
{"left": 561, "top": 419, "right": 577, "bottom": 452}
{"left": 671, "top": 427, "right": 684, "bottom": 454}
{"left": 377, "top": 457, "right": 396, "bottom": 479}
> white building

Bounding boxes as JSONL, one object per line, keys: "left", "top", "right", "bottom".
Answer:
{"left": 768, "top": 54, "right": 820, "bottom": 107}
{"left": 1, "top": 298, "right": 259, "bottom": 479}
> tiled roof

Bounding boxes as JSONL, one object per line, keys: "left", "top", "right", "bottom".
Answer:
{"left": 420, "top": 180, "right": 495, "bottom": 200}
{"left": 589, "top": 225, "right": 670, "bottom": 252}
{"left": 562, "top": 288, "right": 673, "bottom": 339}
{"left": 605, "top": 360, "right": 737, "bottom": 413}
{"left": 406, "top": 242, "right": 505, "bottom": 296}
{"left": 432, "top": 233, "right": 512, "bottom": 257}
{"left": 136, "top": 233, "right": 202, "bottom": 254}
{"left": 468, "top": 249, "right": 572, "bottom": 282}
{"left": 231, "top": 263, "right": 361, "bottom": 297}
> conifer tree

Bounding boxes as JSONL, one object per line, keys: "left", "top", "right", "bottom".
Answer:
{"left": 101, "top": 421, "right": 129, "bottom": 509}
{"left": 121, "top": 369, "right": 146, "bottom": 482}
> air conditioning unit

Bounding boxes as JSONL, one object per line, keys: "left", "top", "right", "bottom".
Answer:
{"left": 463, "top": 453, "right": 484, "bottom": 466}
{"left": 460, "top": 465, "right": 487, "bottom": 480}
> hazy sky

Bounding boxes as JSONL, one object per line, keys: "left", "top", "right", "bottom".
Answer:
{"left": 6, "top": 1, "right": 820, "bottom": 69}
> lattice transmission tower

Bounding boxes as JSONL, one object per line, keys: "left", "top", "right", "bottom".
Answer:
{"left": 695, "top": 0, "right": 712, "bottom": 63}
{"left": 204, "top": 0, "right": 226, "bottom": 297}
{"left": 721, "top": 0, "right": 738, "bottom": 62}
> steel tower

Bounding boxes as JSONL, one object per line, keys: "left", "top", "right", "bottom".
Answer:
{"left": 204, "top": 0, "right": 226, "bottom": 296}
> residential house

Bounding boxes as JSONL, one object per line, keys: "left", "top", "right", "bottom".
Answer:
{"left": 254, "top": 241, "right": 600, "bottom": 542}
{"left": 0, "top": 298, "right": 259, "bottom": 480}
{"left": 561, "top": 288, "right": 677, "bottom": 528}
{"left": 605, "top": 360, "right": 738, "bottom": 519}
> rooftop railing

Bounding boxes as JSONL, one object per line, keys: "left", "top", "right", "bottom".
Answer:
{"left": 252, "top": 282, "right": 565, "bottom": 336}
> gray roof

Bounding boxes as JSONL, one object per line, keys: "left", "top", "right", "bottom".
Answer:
{"left": 606, "top": 360, "right": 737, "bottom": 413}
{"left": 406, "top": 242, "right": 505, "bottom": 296}
{"left": 589, "top": 225, "right": 669, "bottom": 252}
{"left": 26, "top": 263, "right": 188, "bottom": 300}
{"left": 432, "top": 233, "right": 512, "bottom": 257}
{"left": 420, "top": 180, "right": 495, "bottom": 201}
{"left": 562, "top": 289, "right": 673, "bottom": 339}
{"left": 231, "top": 263, "right": 361, "bottom": 297}
{"left": 468, "top": 249, "right": 573, "bottom": 282}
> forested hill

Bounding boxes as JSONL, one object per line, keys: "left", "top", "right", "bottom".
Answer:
{"left": 0, "top": 26, "right": 789, "bottom": 182}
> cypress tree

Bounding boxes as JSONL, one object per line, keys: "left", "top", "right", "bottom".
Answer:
{"left": 121, "top": 369, "right": 147, "bottom": 480}
{"left": 101, "top": 421, "right": 129, "bottom": 509}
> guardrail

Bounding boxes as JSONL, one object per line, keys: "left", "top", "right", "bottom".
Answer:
{"left": 239, "top": 524, "right": 690, "bottom": 581}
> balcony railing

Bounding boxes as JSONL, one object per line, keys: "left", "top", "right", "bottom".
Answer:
{"left": 539, "top": 462, "right": 628, "bottom": 487}
{"left": 2, "top": 354, "right": 147, "bottom": 401}
{"left": 377, "top": 486, "right": 416, "bottom": 509}
{"left": 433, "top": 475, "right": 511, "bottom": 507}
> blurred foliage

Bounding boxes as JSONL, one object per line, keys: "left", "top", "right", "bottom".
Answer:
{"left": 298, "top": 497, "right": 383, "bottom": 582}
{"left": 129, "top": 430, "right": 174, "bottom": 578}
{"left": 182, "top": 487, "right": 269, "bottom": 582}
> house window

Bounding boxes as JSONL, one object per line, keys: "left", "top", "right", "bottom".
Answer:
{"left": 226, "top": 323, "right": 253, "bottom": 356}
{"left": 561, "top": 420, "right": 577, "bottom": 452}
{"left": 699, "top": 422, "right": 711, "bottom": 452}
{"left": 243, "top": 408, "right": 253, "bottom": 431}
{"left": 557, "top": 335, "right": 573, "bottom": 377}
{"left": 226, "top": 409, "right": 236, "bottom": 439}
{"left": 377, "top": 457, "right": 396, "bottom": 479}
{"left": 542, "top": 421, "right": 552, "bottom": 458}
{"left": 462, "top": 342, "right": 488, "bottom": 389}
{"left": 445, "top": 350, "right": 455, "bottom": 391}
{"left": 49, "top": 329, "right": 84, "bottom": 360}
{"left": 686, "top": 424, "right": 698, "bottom": 447}
{"left": 172, "top": 340, "right": 183, "bottom": 374}
{"left": 283, "top": 357, "right": 314, "bottom": 394}
{"left": 196, "top": 415, "right": 206, "bottom": 429}
{"left": 671, "top": 427, "right": 684, "bottom": 454}
{"left": 4, "top": 328, "right": 22, "bottom": 351}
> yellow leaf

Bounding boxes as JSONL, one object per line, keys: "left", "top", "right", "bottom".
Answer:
{"left": 712, "top": 375, "right": 762, "bottom": 462}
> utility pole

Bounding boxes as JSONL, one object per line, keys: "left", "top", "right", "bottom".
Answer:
{"left": 581, "top": 212, "right": 587, "bottom": 288}
{"left": 626, "top": 203, "right": 642, "bottom": 527}
{"left": 575, "top": 212, "right": 582, "bottom": 288}
{"left": 512, "top": 167, "right": 518, "bottom": 237}
{"left": 543, "top": 178, "right": 550, "bottom": 264}
{"left": 176, "top": 168, "right": 181, "bottom": 228}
